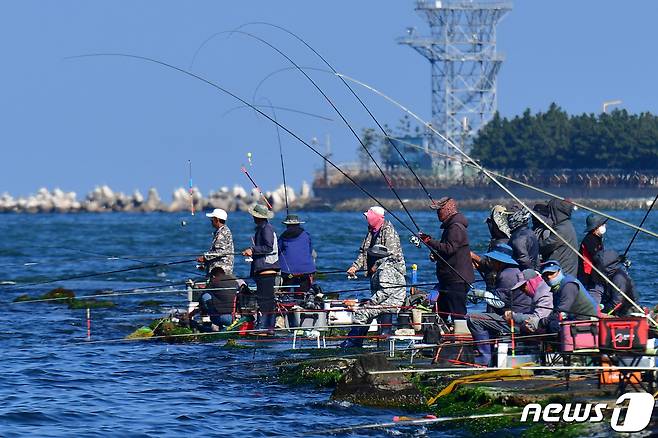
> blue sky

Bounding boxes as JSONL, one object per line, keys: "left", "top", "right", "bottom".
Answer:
{"left": 1, "top": 1, "right": 656, "bottom": 198}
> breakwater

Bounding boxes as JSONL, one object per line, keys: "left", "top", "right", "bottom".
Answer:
{"left": 2, "top": 184, "right": 653, "bottom": 213}
{"left": 0, "top": 183, "right": 312, "bottom": 213}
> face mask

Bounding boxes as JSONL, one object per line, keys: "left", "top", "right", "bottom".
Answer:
{"left": 597, "top": 225, "right": 606, "bottom": 235}
{"left": 546, "top": 271, "right": 564, "bottom": 287}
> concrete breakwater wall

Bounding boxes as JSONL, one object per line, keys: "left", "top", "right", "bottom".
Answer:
{"left": 0, "top": 183, "right": 312, "bottom": 213}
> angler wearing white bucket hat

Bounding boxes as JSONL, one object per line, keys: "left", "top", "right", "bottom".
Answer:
{"left": 347, "top": 205, "right": 406, "bottom": 277}
{"left": 197, "top": 208, "right": 234, "bottom": 275}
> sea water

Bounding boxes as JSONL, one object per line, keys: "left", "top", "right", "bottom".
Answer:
{"left": 0, "top": 210, "right": 655, "bottom": 436}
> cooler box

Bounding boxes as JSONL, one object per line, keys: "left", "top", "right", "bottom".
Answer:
{"left": 324, "top": 300, "right": 353, "bottom": 326}
{"left": 599, "top": 317, "right": 648, "bottom": 352}
{"left": 292, "top": 309, "right": 328, "bottom": 330}
{"left": 560, "top": 320, "right": 599, "bottom": 352}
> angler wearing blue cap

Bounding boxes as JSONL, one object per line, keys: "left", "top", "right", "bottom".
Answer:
{"left": 467, "top": 244, "right": 531, "bottom": 365}
{"left": 539, "top": 260, "right": 598, "bottom": 332}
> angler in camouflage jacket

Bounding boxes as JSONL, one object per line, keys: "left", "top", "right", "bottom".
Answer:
{"left": 349, "top": 220, "right": 406, "bottom": 274}
{"left": 353, "top": 253, "right": 407, "bottom": 325}
{"left": 200, "top": 209, "right": 234, "bottom": 275}
{"left": 206, "top": 225, "right": 234, "bottom": 274}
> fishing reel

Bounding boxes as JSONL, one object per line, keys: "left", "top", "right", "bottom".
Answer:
{"left": 409, "top": 235, "right": 422, "bottom": 248}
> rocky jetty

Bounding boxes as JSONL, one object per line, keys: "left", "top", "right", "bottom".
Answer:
{"left": 0, "top": 182, "right": 313, "bottom": 213}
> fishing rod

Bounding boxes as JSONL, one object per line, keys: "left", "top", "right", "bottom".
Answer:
{"left": 218, "top": 29, "right": 422, "bottom": 232}
{"left": 385, "top": 134, "right": 658, "bottom": 241}
{"left": 38, "top": 245, "right": 203, "bottom": 277}
{"left": 196, "top": 29, "right": 480, "bottom": 287}
{"left": 241, "top": 165, "right": 273, "bottom": 210}
{"left": 259, "top": 96, "right": 289, "bottom": 215}
{"left": 238, "top": 22, "right": 436, "bottom": 204}
{"left": 188, "top": 159, "right": 195, "bottom": 216}
{"left": 622, "top": 192, "right": 658, "bottom": 259}
{"left": 66, "top": 53, "right": 474, "bottom": 290}
{"left": 10, "top": 258, "right": 197, "bottom": 288}
{"left": 324, "top": 412, "right": 519, "bottom": 434}
{"left": 337, "top": 73, "right": 657, "bottom": 328}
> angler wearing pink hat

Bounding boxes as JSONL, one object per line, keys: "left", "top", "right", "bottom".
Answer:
{"left": 347, "top": 206, "right": 406, "bottom": 277}
{"left": 197, "top": 208, "right": 234, "bottom": 276}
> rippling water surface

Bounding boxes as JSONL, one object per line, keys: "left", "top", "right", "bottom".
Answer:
{"left": 1, "top": 210, "right": 656, "bottom": 436}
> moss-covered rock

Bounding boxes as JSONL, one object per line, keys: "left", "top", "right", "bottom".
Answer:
{"left": 221, "top": 338, "right": 256, "bottom": 350}
{"left": 13, "top": 294, "right": 32, "bottom": 302}
{"left": 125, "top": 326, "right": 154, "bottom": 340}
{"left": 68, "top": 298, "right": 115, "bottom": 309}
{"left": 331, "top": 354, "right": 426, "bottom": 408}
{"left": 43, "top": 287, "right": 75, "bottom": 300}
{"left": 279, "top": 357, "right": 355, "bottom": 387}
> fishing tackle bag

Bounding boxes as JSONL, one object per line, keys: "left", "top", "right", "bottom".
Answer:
{"left": 560, "top": 319, "right": 599, "bottom": 352}
{"left": 598, "top": 316, "right": 648, "bottom": 352}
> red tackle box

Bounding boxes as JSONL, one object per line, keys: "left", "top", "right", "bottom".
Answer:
{"left": 599, "top": 317, "right": 648, "bottom": 352}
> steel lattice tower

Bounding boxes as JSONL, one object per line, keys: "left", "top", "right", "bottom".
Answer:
{"left": 399, "top": 0, "right": 511, "bottom": 175}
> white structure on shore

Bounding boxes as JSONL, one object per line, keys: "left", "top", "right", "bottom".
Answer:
{"left": 0, "top": 183, "right": 312, "bottom": 213}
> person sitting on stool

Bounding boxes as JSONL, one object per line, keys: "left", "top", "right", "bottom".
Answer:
{"left": 189, "top": 267, "right": 242, "bottom": 331}
{"left": 341, "top": 244, "right": 407, "bottom": 348}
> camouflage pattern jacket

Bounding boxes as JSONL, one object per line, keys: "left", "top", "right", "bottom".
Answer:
{"left": 206, "top": 225, "right": 234, "bottom": 274}
{"left": 370, "top": 257, "right": 407, "bottom": 308}
{"left": 350, "top": 221, "right": 405, "bottom": 273}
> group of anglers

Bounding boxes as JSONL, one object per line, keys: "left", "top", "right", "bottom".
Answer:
{"left": 191, "top": 198, "right": 640, "bottom": 366}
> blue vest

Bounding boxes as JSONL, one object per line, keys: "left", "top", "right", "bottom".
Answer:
{"left": 279, "top": 230, "right": 316, "bottom": 275}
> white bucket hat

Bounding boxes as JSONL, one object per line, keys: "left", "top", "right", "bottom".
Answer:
{"left": 205, "top": 208, "right": 228, "bottom": 221}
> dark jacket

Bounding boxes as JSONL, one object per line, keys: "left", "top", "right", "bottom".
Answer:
{"left": 593, "top": 250, "right": 638, "bottom": 316}
{"left": 207, "top": 273, "right": 240, "bottom": 314}
{"left": 492, "top": 267, "right": 532, "bottom": 316}
{"left": 538, "top": 199, "right": 578, "bottom": 276}
{"left": 553, "top": 274, "right": 598, "bottom": 321}
{"left": 577, "top": 232, "right": 604, "bottom": 288}
{"left": 279, "top": 225, "right": 316, "bottom": 275}
{"left": 250, "top": 221, "right": 280, "bottom": 277}
{"left": 509, "top": 226, "right": 539, "bottom": 270}
{"left": 426, "top": 212, "right": 475, "bottom": 286}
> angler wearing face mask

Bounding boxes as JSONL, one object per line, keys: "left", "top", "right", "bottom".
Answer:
{"left": 539, "top": 260, "right": 598, "bottom": 332}
{"left": 577, "top": 214, "right": 607, "bottom": 291}
{"left": 347, "top": 206, "right": 405, "bottom": 277}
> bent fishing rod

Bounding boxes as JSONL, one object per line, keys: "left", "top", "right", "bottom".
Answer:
{"left": 622, "top": 192, "right": 658, "bottom": 259}
{"left": 195, "top": 29, "right": 478, "bottom": 286}
{"left": 66, "top": 53, "right": 476, "bottom": 290}
{"left": 217, "top": 29, "right": 422, "bottom": 232}
{"left": 338, "top": 74, "right": 655, "bottom": 327}
{"left": 237, "top": 22, "right": 436, "bottom": 204}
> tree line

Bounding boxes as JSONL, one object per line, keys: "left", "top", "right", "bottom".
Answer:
{"left": 471, "top": 103, "right": 658, "bottom": 171}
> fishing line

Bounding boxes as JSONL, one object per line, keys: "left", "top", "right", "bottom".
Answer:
{"left": 337, "top": 73, "right": 656, "bottom": 327}
{"left": 222, "top": 103, "right": 333, "bottom": 121}
{"left": 66, "top": 52, "right": 475, "bottom": 288}
{"left": 239, "top": 22, "right": 436, "bottom": 203}
{"left": 259, "top": 96, "right": 289, "bottom": 215}
{"left": 9, "top": 258, "right": 196, "bottom": 288}
{"left": 384, "top": 135, "right": 658, "bottom": 240}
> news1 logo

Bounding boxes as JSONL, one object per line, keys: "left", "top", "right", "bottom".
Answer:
{"left": 521, "top": 392, "right": 655, "bottom": 432}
